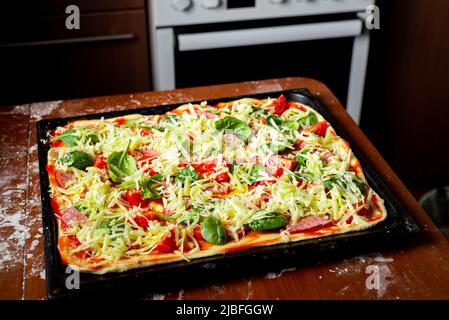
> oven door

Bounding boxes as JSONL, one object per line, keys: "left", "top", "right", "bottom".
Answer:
{"left": 151, "top": 18, "right": 369, "bottom": 122}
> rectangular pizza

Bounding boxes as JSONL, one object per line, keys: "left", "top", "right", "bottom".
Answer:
{"left": 45, "top": 94, "right": 387, "bottom": 274}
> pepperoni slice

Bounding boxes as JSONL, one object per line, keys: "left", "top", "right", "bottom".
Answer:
{"left": 287, "top": 215, "right": 332, "bottom": 234}
{"left": 61, "top": 206, "right": 87, "bottom": 226}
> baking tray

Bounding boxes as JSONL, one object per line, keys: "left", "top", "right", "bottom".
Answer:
{"left": 37, "top": 88, "right": 420, "bottom": 299}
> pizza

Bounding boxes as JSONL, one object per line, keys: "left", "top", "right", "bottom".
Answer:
{"left": 45, "top": 94, "right": 387, "bottom": 274}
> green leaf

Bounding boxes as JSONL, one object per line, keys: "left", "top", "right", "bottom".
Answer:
{"left": 107, "top": 140, "right": 137, "bottom": 183}
{"left": 299, "top": 112, "right": 318, "bottom": 127}
{"left": 55, "top": 129, "right": 99, "bottom": 146}
{"left": 215, "top": 116, "right": 252, "bottom": 144}
{"left": 200, "top": 216, "right": 228, "bottom": 245}
{"left": 248, "top": 165, "right": 267, "bottom": 184}
{"left": 294, "top": 156, "right": 308, "bottom": 171}
{"left": 248, "top": 212, "right": 288, "bottom": 231}
{"left": 323, "top": 176, "right": 367, "bottom": 195}
{"left": 55, "top": 129, "right": 78, "bottom": 147}
{"left": 266, "top": 115, "right": 284, "bottom": 127}
{"left": 353, "top": 176, "right": 367, "bottom": 196}
{"left": 175, "top": 166, "right": 199, "bottom": 184}
{"left": 60, "top": 150, "right": 94, "bottom": 170}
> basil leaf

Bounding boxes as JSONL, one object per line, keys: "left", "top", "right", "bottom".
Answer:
{"left": 299, "top": 112, "right": 318, "bottom": 127}
{"left": 175, "top": 166, "right": 199, "bottom": 184}
{"left": 248, "top": 212, "right": 288, "bottom": 231}
{"left": 215, "top": 116, "right": 252, "bottom": 144}
{"left": 324, "top": 176, "right": 367, "bottom": 195}
{"left": 200, "top": 216, "right": 228, "bottom": 245}
{"left": 54, "top": 129, "right": 78, "bottom": 147}
{"left": 266, "top": 115, "right": 284, "bottom": 127}
{"left": 55, "top": 129, "right": 99, "bottom": 146}
{"left": 107, "top": 140, "right": 137, "bottom": 183}
{"left": 60, "top": 150, "right": 94, "bottom": 170}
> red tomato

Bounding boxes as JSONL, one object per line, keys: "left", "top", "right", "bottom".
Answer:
{"left": 93, "top": 156, "right": 108, "bottom": 170}
{"left": 52, "top": 140, "right": 64, "bottom": 148}
{"left": 124, "top": 190, "right": 149, "bottom": 208}
{"left": 193, "top": 225, "right": 204, "bottom": 241}
{"left": 311, "top": 121, "right": 329, "bottom": 137}
{"left": 270, "top": 167, "right": 284, "bottom": 178}
{"left": 114, "top": 118, "right": 126, "bottom": 126}
{"left": 288, "top": 101, "right": 306, "bottom": 111}
{"left": 214, "top": 172, "right": 230, "bottom": 183}
{"left": 192, "top": 160, "right": 217, "bottom": 174}
{"left": 140, "top": 128, "right": 152, "bottom": 136}
{"left": 134, "top": 216, "right": 150, "bottom": 229}
{"left": 138, "top": 156, "right": 159, "bottom": 176}
{"left": 51, "top": 197, "right": 62, "bottom": 219}
{"left": 261, "top": 117, "right": 266, "bottom": 125}
{"left": 272, "top": 94, "right": 287, "bottom": 115}
{"left": 67, "top": 235, "right": 81, "bottom": 247}
{"left": 155, "top": 230, "right": 177, "bottom": 253}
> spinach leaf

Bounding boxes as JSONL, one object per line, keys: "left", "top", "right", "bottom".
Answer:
{"left": 200, "top": 216, "right": 228, "bottom": 245}
{"left": 60, "top": 150, "right": 94, "bottom": 170}
{"left": 248, "top": 212, "right": 288, "bottom": 231}
{"left": 175, "top": 166, "right": 199, "bottom": 184}
{"left": 215, "top": 116, "right": 252, "bottom": 144}
{"left": 299, "top": 112, "right": 318, "bottom": 127}
{"left": 107, "top": 140, "right": 137, "bottom": 183}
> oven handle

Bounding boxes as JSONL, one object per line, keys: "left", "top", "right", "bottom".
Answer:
{"left": 177, "top": 20, "right": 362, "bottom": 51}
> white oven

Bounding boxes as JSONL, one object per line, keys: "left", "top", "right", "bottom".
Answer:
{"left": 149, "top": 0, "right": 374, "bottom": 123}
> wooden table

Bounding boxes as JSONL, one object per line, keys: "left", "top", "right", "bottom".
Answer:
{"left": 1, "top": 77, "right": 449, "bottom": 300}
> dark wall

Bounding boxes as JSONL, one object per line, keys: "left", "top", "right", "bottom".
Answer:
{"left": 361, "top": 0, "right": 449, "bottom": 195}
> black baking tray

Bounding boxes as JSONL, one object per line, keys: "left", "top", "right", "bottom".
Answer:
{"left": 37, "top": 88, "right": 420, "bottom": 299}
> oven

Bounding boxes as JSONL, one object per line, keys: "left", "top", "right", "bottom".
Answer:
{"left": 149, "top": 0, "right": 373, "bottom": 123}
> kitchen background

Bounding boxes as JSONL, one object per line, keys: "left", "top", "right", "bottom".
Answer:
{"left": 0, "top": 0, "right": 448, "bottom": 221}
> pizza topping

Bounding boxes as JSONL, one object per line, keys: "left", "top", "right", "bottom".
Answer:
{"left": 200, "top": 215, "right": 228, "bottom": 245}
{"left": 47, "top": 95, "right": 384, "bottom": 267}
{"left": 61, "top": 206, "right": 88, "bottom": 226}
{"left": 59, "top": 150, "right": 94, "bottom": 171}
{"left": 248, "top": 212, "right": 288, "bottom": 231}
{"left": 287, "top": 215, "right": 331, "bottom": 234}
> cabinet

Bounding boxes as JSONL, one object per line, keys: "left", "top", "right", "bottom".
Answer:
{"left": 0, "top": 1, "right": 150, "bottom": 106}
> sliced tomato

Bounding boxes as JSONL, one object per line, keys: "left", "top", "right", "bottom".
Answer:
{"left": 288, "top": 101, "right": 306, "bottom": 111}
{"left": 270, "top": 167, "right": 284, "bottom": 177}
{"left": 272, "top": 94, "right": 287, "bottom": 115}
{"left": 155, "top": 230, "right": 176, "bottom": 253}
{"left": 192, "top": 159, "right": 218, "bottom": 174}
{"left": 67, "top": 235, "right": 81, "bottom": 247}
{"left": 124, "top": 190, "right": 149, "bottom": 208}
{"left": 311, "top": 121, "right": 329, "bottom": 137}
{"left": 140, "top": 128, "right": 152, "bottom": 136}
{"left": 134, "top": 216, "right": 150, "bottom": 229}
{"left": 113, "top": 118, "right": 126, "bottom": 126}
{"left": 138, "top": 155, "right": 159, "bottom": 176}
{"left": 260, "top": 117, "right": 266, "bottom": 125}
{"left": 50, "top": 197, "right": 62, "bottom": 219}
{"left": 93, "top": 156, "right": 108, "bottom": 170}
{"left": 214, "top": 172, "right": 230, "bottom": 183}
{"left": 52, "top": 140, "right": 64, "bottom": 148}
{"left": 193, "top": 225, "right": 204, "bottom": 241}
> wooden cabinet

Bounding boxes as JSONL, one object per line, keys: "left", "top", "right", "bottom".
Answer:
{"left": 0, "top": 1, "right": 150, "bottom": 106}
